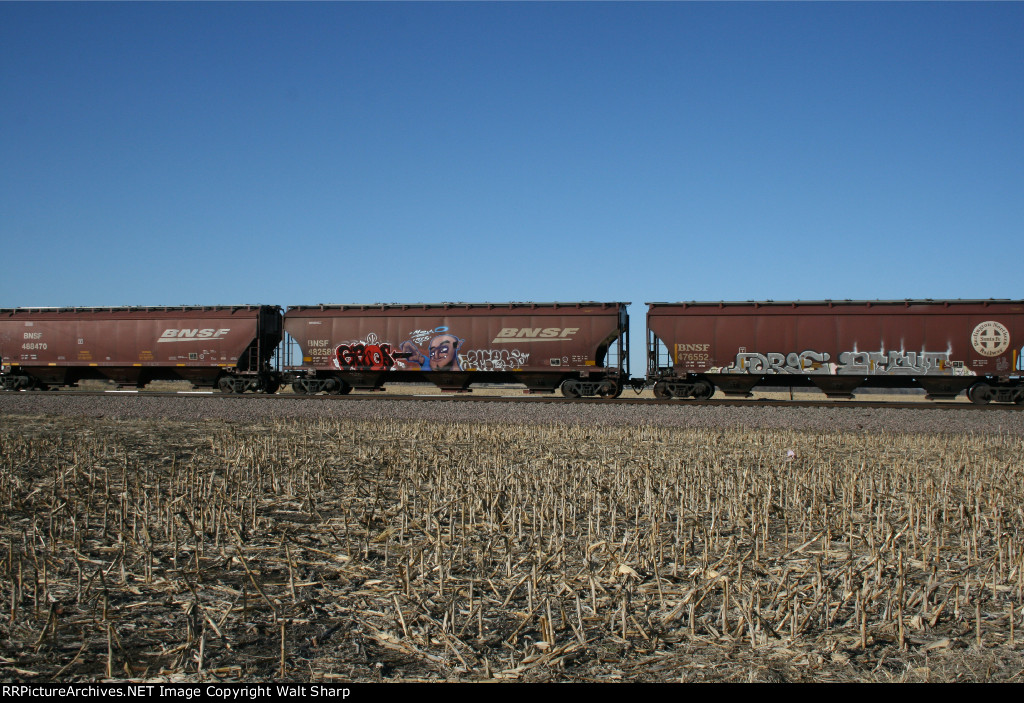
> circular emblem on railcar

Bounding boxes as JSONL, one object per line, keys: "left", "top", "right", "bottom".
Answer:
{"left": 971, "top": 321, "right": 1010, "bottom": 357}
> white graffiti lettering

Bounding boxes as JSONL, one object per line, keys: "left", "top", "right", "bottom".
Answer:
{"left": 459, "top": 348, "right": 530, "bottom": 372}
{"left": 407, "top": 327, "right": 448, "bottom": 346}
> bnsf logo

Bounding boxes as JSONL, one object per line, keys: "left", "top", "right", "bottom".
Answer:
{"left": 492, "top": 327, "right": 579, "bottom": 343}
{"left": 157, "top": 328, "right": 231, "bottom": 343}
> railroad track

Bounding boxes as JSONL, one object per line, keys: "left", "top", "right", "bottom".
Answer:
{"left": 6, "top": 388, "right": 1022, "bottom": 411}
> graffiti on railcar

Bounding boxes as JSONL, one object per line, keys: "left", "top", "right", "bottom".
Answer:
{"left": 329, "top": 328, "right": 470, "bottom": 373}
{"left": 332, "top": 327, "right": 538, "bottom": 373}
{"left": 459, "top": 348, "right": 530, "bottom": 372}
{"left": 406, "top": 326, "right": 448, "bottom": 346}
{"left": 716, "top": 347, "right": 971, "bottom": 376}
{"left": 836, "top": 349, "right": 956, "bottom": 375}
{"left": 397, "top": 331, "right": 464, "bottom": 372}
{"left": 333, "top": 333, "right": 407, "bottom": 371}
{"left": 721, "top": 350, "right": 833, "bottom": 375}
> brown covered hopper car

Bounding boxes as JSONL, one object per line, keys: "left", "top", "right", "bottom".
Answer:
{"left": 647, "top": 299, "right": 1024, "bottom": 404}
{"left": 283, "top": 302, "right": 629, "bottom": 396}
{"left": 0, "top": 306, "right": 282, "bottom": 392}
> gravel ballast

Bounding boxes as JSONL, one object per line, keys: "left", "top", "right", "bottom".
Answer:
{"left": 2, "top": 393, "right": 1022, "bottom": 434}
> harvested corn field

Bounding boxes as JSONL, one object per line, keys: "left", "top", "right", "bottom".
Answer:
{"left": 1, "top": 412, "right": 1022, "bottom": 682}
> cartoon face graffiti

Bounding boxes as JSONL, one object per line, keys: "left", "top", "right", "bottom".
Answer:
{"left": 427, "top": 334, "right": 462, "bottom": 372}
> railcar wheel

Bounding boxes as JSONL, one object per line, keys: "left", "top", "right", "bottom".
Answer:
{"left": 218, "top": 377, "right": 235, "bottom": 394}
{"left": 291, "top": 380, "right": 308, "bottom": 395}
{"left": 692, "top": 379, "right": 715, "bottom": 400}
{"left": 653, "top": 381, "right": 673, "bottom": 399}
{"left": 597, "top": 380, "right": 621, "bottom": 399}
{"left": 560, "top": 379, "right": 582, "bottom": 399}
{"left": 328, "top": 378, "right": 351, "bottom": 395}
{"left": 967, "top": 382, "right": 992, "bottom": 405}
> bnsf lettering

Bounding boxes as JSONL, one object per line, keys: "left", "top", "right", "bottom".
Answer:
{"left": 23, "top": 333, "right": 43, "bottom": 340}
{"left": 157, "top": 328, "right": 231, "bottom": 342}
{"left": 492, "top": 327, "right": 579, "bottom": 343}
{"left": 676, "top": 342, "right": 711, "bottom": 366}
{"left": 307, "top": 339, "right": 332, "bottom": 348}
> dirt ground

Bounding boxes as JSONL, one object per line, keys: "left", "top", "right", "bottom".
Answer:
{"left": 0, "top": 408, "right": 1022, "bottom": 683}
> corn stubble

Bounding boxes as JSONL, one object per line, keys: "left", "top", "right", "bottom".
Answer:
{"left": 0, "top": 414, "right": 1022, "bottom": 682}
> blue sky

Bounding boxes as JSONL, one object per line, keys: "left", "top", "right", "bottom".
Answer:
{"left": 2, "top": 2, "right": 1022, "bottom": 372}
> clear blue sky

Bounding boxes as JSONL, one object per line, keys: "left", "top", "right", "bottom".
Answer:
{"left": 2, "top": 2, "right": 1021, "bottom": 372}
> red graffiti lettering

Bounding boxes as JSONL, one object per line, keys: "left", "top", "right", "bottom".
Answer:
{"left": 335, "top": 342, "right": 400, "bottom": 371}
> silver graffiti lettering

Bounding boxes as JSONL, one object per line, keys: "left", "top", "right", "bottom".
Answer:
{"left": 837, "top": 351, "right": 871, "bottom": 374}
{"left": 724, "top": 350, "right": 832, "bottom": 375}
{"left": 837, "top": 349, "right": 952, "bottom": 376}
{"left": 723, "top": 348, "right": 960, "bottom": 376}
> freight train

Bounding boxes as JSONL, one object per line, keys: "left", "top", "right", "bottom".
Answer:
{"left": 2, "top": 300, "right": 1023, "bottom": 404}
